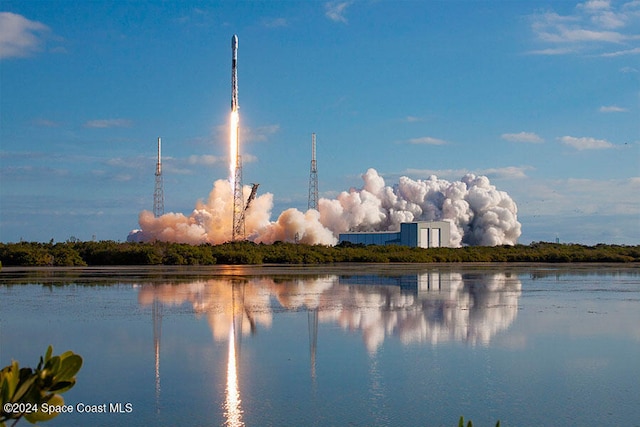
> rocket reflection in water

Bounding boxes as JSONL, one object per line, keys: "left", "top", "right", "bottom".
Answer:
{"left": 224, "top": 322, "right": 243, "bottom": 427}
{"left": 224, "top": 282, "right": 244, "bottom": 427}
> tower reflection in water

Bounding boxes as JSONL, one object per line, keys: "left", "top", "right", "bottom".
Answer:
{"left": 138, "top": 269, "right": 521, "bottom": 421}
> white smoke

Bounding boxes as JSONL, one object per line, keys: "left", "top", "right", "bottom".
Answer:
{"left": 129, "top": 179, "right": 273, "bottom": 245}
{"left": 318, "top": 168, "right": 521, "bottom": 246}
{"left": 128, "top": 168, "right": 521, "bottom": 246}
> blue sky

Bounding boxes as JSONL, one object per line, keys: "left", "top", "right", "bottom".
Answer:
{"left": 1, "top": 0, "right": 638, "bottom": 244}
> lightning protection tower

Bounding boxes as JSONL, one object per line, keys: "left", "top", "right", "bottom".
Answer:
{"left": 153, "top": 137, "right": 165, "bottom": 217}
{"left": 308, "top": 133, "right": 319, "bottom": 211}
{"left": 232, "top": 152, "right": 244, "bottom": 240}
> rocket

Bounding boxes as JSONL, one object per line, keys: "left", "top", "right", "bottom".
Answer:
{"left": 231, "top": 34, "right": 238, "bottom": 112}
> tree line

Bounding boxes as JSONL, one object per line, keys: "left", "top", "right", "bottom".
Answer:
{"left": 0, "top": 240, "right": 638, "bottom": 267}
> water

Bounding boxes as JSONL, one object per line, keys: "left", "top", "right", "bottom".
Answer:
{"left": 1, "top": 264, "right": 639, "bottom": 427}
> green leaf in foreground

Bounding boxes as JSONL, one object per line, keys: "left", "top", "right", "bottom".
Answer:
{"left": 0, "top": 346, "right": 82, "bottom": 426}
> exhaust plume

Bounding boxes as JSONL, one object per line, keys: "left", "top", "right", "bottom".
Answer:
{"left": 128, "top": 168, "right": 521, "bottom": 246}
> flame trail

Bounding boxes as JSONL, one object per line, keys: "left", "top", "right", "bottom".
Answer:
{"left": 229, "top": 111, "right": 239, "bottom": 185}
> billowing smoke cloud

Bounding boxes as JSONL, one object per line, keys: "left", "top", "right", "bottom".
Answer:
{"left": 318, "top": 168, "right": 521, "bottom": 246}
{"left": 128, "top": 168, "right": 521, "bottom": 246}
{"left": 129, "top": 179, "right": 273, "bottom": 245}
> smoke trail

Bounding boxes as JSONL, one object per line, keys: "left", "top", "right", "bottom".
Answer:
{"left": 128, "top": 168, "right": 521, "bottom": 246}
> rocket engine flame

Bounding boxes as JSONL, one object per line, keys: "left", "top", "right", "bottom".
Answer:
{"left": 229, "top": 111, "right": 239, "bottom": 185}
{"left": 128, "top": 168, "right": 521, "bottom": 246}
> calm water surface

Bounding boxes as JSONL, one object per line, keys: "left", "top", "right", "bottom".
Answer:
{"left": 1, "top": 264, "right": 639, "bottom": 427}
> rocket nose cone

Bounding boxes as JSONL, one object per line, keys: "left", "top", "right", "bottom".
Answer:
{"left": 232, "top": 34, "right": 238, "bottom": 48}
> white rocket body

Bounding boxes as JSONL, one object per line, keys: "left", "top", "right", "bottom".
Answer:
{"left": 231, "top": 35, "right": 238, "bottom": 112}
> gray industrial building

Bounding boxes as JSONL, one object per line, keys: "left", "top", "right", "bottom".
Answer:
{"left": 338, "top": 221, "right": 452, "bottom": 248}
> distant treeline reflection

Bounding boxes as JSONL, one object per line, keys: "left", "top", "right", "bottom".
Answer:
{"left": 1, "top": 240, "right": 638, "bottom": 266}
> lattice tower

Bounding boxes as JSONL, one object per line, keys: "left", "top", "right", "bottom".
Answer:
{"left": 153, "top": 137, "right": 164, "bottom": 217}
{"left": 232, "top": 148, "right": 245, "bottom": 240}
{"left": 308, "top": 133, "right": 319, "bottom": 211}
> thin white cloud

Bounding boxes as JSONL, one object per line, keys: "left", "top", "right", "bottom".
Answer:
{"left": 481, "top": 166, "right": 534, "bottom": 180}
{"left": 559, "top": 135, "right": 615, "bottom": 150}
{"left": 592, "top": 11, "right": 627, "bottom": 29}
{"left": 105, "top": 158, "right": 128, "bottom": 167}
{"left": 241, "top": 153, "right": 258, "bottom": 164}
{"left": 176, "top": 8, "right": 213, "bottom": 27}
{"left": 529, "top": 1, "right": 640, "bottom": 56}
{"left": 32, "top": 118, "right": 60, "bottom": 127}
{"left": 501, "top": 132, "right": 544, "bottom": 143}
{"left": 187, "top": 154, "right": 222, "bottom": 166}
{"left": 84, "top": 119, "right": 133, "bottom": 128}
{"left": 0, "top": 153, "right": 149, "bottom": 185}
{"left": 402, "top": 168, "right": 470, "bottom": 180}
{"left": 403, "top": 116, "right": 423, "bottom": 123}
{"left": 49, "top": 46, "right": 67, "bottom": 55}
{"left": 325, "top": 1, "right": 353, "bottom": 23}
{"left": 134, "top": 152, "right": 229, "bottom": 175}
{"left": 579, "top": 0, "right": 628, "bottom": 28}
{"left": 162, "top": 164, "right": 194, "bottom": 176}
{"left": 402, "top": 166, "right": 533, "bottom": 180}
{"left": 514, "top": 176, "right": 640, "bottom": 217}
{"left": 114, "top": 174, "right": 133, "bottom": 182}
{"left": 244, "top": 124, "right": 280, "bottom": 142}
{"left": 620, "top": 66, "right": 639, "bottom": 72}
{"left": 581, "top": 0, "right": 611, "bottom": 11}
{"left": 528, "top": 47, "right": 579, "bottom": 55}
{"left": 407, "top": 136, "right": 448, "bottom": 145}
{"left": 601, "top": 46, "right": 640, "bottom": 56}
{"left": 0, "top": 151, "right": 46, "bottom": 161}
{"left": 599, "top": 105, "right": 628, "bottom": 112}
{"left": 217, "top": 122, "right": 280, "bottom": 144}
{"left": 539, "top": 28, "right": 627, "bottom": 43}
{"left": 106, "top": 156, "right": 150, "bottom": 169}
{"left": 0, "top": 12, "right": 49, "bottom": 59}
{"left": 263, "top": 17, "right": 288, "bottom": 28}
